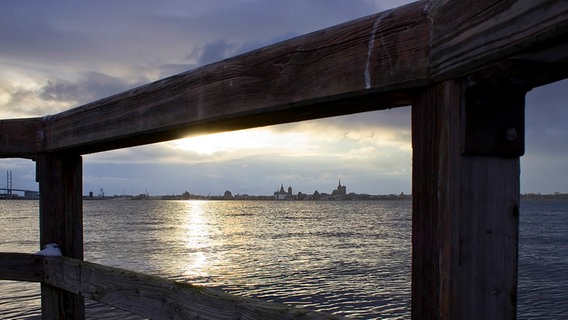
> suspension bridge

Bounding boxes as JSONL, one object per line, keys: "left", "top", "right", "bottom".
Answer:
{"left": 0, "top": 171, "right": 39, "bottom": 199}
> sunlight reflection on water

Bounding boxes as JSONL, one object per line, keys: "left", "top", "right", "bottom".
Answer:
{"left": 82, "top": 199, "right": 413, "bottom": 319}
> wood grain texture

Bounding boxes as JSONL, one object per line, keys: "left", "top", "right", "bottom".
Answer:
{"left": 412, "top": 80, "right": 520, "bottom": 319}
{"left": 0, "top": 118, "right": 43, "bottom": 158}
{"left": 429, "top": 0, "right": 568, "bottom": 79}
{"left": 37, "top": 153, "right": 83, "bottom": 259}
{"left": 40, "top": 1, "right": 428, "bottom": 154}
{"left": 411, "top": 81, "right": 461, "bottom": 319}
{"left": 42, "top": 256, "right": 344, "bottom": 320}
{"left": 37, "top": 153, "right": 85, "bottom": 319}
{"left": 453, "top": 158, "right": 519, "bottom": 319}
{"left": 0, "top": 252, "right": 43, "bottom": 282}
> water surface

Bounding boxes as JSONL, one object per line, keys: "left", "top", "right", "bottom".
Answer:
{"left": 0, "top": 199, "right": 566, "bottom": 319}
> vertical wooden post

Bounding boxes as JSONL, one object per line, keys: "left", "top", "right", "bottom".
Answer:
{"left": 411, "top": 80, "right": 521, "bottom": 319}
{"left": 37, "top": 152, "right": 85, "bottom": 319}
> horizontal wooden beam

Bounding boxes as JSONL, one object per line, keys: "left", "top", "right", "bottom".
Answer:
{"left": 42, "top": 256, "right": 343, "bottom": 320}
{"left": 0, "top": 118, "right": 43, "bottom": 158}
{"left": 0, "top": 252, "right": 43, "bottom": 282}
{"left": 0, "top": 253, "right": 342, "bottom": 319}
{"left": 40, "top": 1, "right": 428, "bottom": 154}
{"left": 430, "top": 0, "right": 568, "bottom": 80}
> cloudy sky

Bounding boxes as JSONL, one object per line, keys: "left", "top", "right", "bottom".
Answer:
{"left": 0, "top": 1, "right": 567, "bottom": 197}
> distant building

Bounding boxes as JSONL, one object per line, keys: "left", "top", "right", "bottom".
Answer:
{"left": 224, "top": 190, "right": 233, "bottom": 199}
{"left": 312, "top": 190, "right": 321, "bottom": 200}
{"left": 331, "top": 180, "right": 347, "bottom": 200}
{"left": 25, "top": 191, "right": 38, "bottom": 199}
{"left": 274, "top": 184, "right": 293, "bottom": 200}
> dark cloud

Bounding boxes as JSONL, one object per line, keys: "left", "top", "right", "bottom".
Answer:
{"left": 522, "top": 79, "right": 568, "bottom": 193}
{"left": 0, "top": 71, "right": 148, "bottom": 118}
{"left": 0, "top": 81, "right": 64, "bottom": 118}
{"left": 188, "top": 40, "right": 238, "bottom": 66}
{"left": 525, "top": 79, "right": 568, "bottom": 156}
{"left": 0, "top": 0, "right": 406, "bottom": 72}
{"left": 40, "top": 72, "right": 147, "bottom": 106}
{"left": 0, "top": 159, "right": 37, "bottom": 192}
{"left": 0, "top": 4, "right": 107, "bottom": 69}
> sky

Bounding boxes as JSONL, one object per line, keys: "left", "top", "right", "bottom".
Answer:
{"left": 0, "top": 1, "right": 567, "bottom": 197}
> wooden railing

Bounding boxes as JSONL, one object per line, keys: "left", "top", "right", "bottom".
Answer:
{"left": 0, "top": 253, "right": 339, "bottom": 319}
{"left": 1, "top": 0, "right": 568, "bottom": 319}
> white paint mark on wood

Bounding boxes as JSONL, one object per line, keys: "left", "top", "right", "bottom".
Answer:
{"left": 365, "top": 14, "right": 385, "bottom": 89}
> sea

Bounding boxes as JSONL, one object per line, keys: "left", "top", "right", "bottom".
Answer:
{"left": 0, "top": 199, "right": 566, "bottom": 319}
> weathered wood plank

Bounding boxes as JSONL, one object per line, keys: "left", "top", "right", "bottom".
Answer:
{"left": 37, "top": 153, "right": 85, "bottom": 319}
{"left": 429, "top": 0, "right": 568, "bottom": 79}
{"left": 411, "top": 80, "right": 520, "bottom": 319}
{"left": 40, "top": 1, "right": 428, "bottom": 154}
{"left": 0, "top": 118, "right": 43, "bottom": 158}
{"left": 454, "top": 158, "right": 520, "bottom": 319}
{"left": 42, "top": 256, "right": 343, "bottom": 320}
{"left": 411, "top": 81, "right": 458, "bottom": 319}
{"left": 0, "top": 252, "right": 43, "bottom": 282}
{"left": 37, "top": 153, "right": 84, "bottom": 259}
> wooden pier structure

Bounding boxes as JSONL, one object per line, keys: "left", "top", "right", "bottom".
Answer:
{"left": 1, "top": 0, "right": 568, "bottom": 318}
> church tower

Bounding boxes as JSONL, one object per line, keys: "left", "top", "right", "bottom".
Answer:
{"left": 332, "top": 179, "right": 347, "bottom": 199}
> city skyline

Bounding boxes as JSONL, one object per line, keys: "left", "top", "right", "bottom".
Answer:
{"left": 1, "top": 169, "right": 396, "bottom": 199}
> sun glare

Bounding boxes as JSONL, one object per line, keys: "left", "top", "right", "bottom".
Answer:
{"left": 172, "top": 128, "right": 311, "bottom": 155}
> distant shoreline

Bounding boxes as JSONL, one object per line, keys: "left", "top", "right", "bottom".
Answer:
{"left": 520, "top": 193, "right": 568, "bottom": 200}
{"left": 2, "top": 193, "right": 568, "bottom": 201}
{"left": 82, "top": 193, "right": 414, "bottom": 201}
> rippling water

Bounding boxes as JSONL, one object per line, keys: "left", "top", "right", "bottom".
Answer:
{"left": 0, "top": 199, "right": 566, "bottom": 319}
{"left": 518, "top": 200, "right": 568, "bottom": 319}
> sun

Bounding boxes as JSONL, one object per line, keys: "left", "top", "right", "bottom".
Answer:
{"left": 171, "top": 127, "right": 314, "bottom": 156}
{"left": 171, "top": 129, "right": 273, "bottom": 155}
